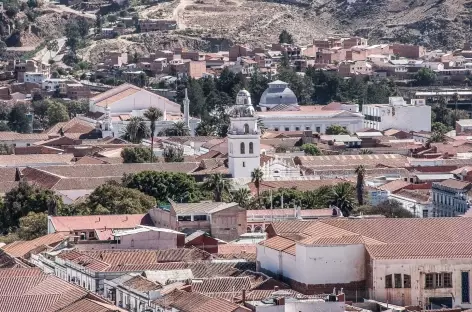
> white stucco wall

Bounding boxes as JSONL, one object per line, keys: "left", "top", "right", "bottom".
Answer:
{"left": 118, "top": 230, "right": 179, "bottom": 250}
{"left": 257, "top": 116, "right": 364, "bottom": 134}
{"left": 363, "top": 104, "right": 431, "bottom": 132}
{"left": 371, "top": 258, "right": 472, "bottom": 308}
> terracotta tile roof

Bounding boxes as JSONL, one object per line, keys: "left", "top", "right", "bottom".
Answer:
{"left": 295, "top": 154, "right": 409, "bottom": 169}
{"left": 0, "top": 250, "right": 32, "bottom": 269}
{"left": 0, "top": 154, "right": 74, "bottom": 167}
{"left": 122, "top": 275, "right": 162, "bottom": 292}
{"left": 259, "top": 236, "right": 295, "bottom": 252}
{"left": 56, "top": 298, "right": 127, "bottom": 312}
{"left": 191, "top": 276, "right": 252, "bottom": 293}
{"left": 0, "top": 268, "right": 89, "bottom": 312}
{"left": 46, "top": 117, "right": 97, "bottom": 139}
{"left": 0, "top": 167, "right": 19, "bottom": 181}
{"left": 50, "top": 214, "right": 152, "bottom": 232}
{"left": 366, "top": 242, "right": 472, "bottom": 259}
{"left": 139, "top": 262, "right": 255, "bottom": 278}
{"left": 377, "top": 180, "right": 411, "bottom": 193}
{"left": 0, "top": 181, "right": 19, "bottom": 194}
{"left": 247, "top": 179, "right": 343, "bottom": 195}
{"left": 217, "top": 244, "right": 257, "bottom": 255}
{"left": 153, "top": 289, "right": 248, "bottom": 312}
{"left": 0, "top": 132, "right": 49, "bottom": 141}
{"left": 268, "top": 220, "right": 319, "bottom": 238}
{"left": 75, "top": 156, "right": 113, "bottom": 165}
{"left": 22, "top": 167, "right": 62, "bottom": 188}
{"left": 394, "top": 189, "right": 431, "bottom": 203}
{"left": 196, "top": 150, "right": 225, "bottom": 161}
{"left": 320, "top": 218, "right": 472, "bottom": 244}
{"left": 2, "top": 233, "right": 68, "bottom": 258}
{"left": 57, "top": 250, "right": 111, "bottom": 271}
{"left": 37, "top": 163, "right": 200, "bottom": 178}
{"left": 247, "top": 208, "right": 334, "bottom": 219}
{"left": 52, "top": 177, "right": 122, "bottom": 191}
{"left": 434, "top": 179, "right": 472, "bottom": 190}
{"left": 171, "top": 202, "right": 239, "bottom": 215}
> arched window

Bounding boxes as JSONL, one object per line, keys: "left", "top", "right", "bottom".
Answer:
{"left": 240, "top": 142, "right": 245, "bottom": 154}
{"left": 249, "top": 142, "right": 254, "bottom": 154}
{"left": 244, "top": 124, "right": 249, "bottom": 134}
{"left": 244, "top": 98, "right": 248, "bottom": 105}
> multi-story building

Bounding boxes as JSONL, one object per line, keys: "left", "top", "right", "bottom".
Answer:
{"left": 338, "top": 60, "right": 373, "bottom": 77}
{"left": 391, "top": 43, "right": 426, "bottom": 59}
{"left": 24, "top": 72, "right": 48, "bottom": 84}
{"left": 42, "top": 78, "right": 68, "bottom": 94}
{"left": 431, "top": 179, "right": 471, "bottom": 217}
{"left": 362, "top": 97, "right": 431, "bottom": 132}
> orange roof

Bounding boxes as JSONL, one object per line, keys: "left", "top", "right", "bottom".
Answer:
{"left": 56, "top": 298, "right": 127, "bottom": 312}
{"left": 217, "top": 244, "right": 256, "bottom": 255}
{"left": 259, "top": 236, "right": 295, "bottom": 252}
{"left": 2, "top": 233, "right": 68, "bottom": 258}
{"left": 377, "top": 180, "right": 411, "bottom": 193}
{"left": 366, "top": 242, "right": 472, "bottom": 260}
{"left": 50, "top": 214, "right": 152, "bottom": 232}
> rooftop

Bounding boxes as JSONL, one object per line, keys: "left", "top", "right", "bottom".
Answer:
{"left": 434, "top": 179, "right": 472, "bottom": 190}
{"left": 49, "top": 214, "right": 153, "bottom": 232}
{"left": 170, "top": 201, "right": 240, "bottom": 215}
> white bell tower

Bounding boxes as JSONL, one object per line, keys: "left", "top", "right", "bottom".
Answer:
{"left": 228, "top": 89, "right": 260, "bottom": 178}
{"left": 101, "top": 105, "right": 114, "bottom": 138}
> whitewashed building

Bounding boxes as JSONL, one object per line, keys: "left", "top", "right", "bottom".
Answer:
{"left": 258, "top": 218, "right": 472, "bottom": 308}
{"left": 362, "top": 97, "right": 431, "bottom": 132}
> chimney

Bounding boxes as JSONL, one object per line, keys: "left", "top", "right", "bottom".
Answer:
{"left": 242, "top": 289, "right": 246, "bottom": 304}
{"left": 274, "top": 286, "right": 279, "bottom": 292}
{"left": 275, "top": 297, "right": 285, "bottom": 306}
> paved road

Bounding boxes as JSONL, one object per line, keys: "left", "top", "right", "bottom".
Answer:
{"left": 34, "top": 37, "right": 66, "bottom": 64}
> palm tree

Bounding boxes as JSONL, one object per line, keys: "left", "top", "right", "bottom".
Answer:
{"left": 195, "top": 120, "right": 217, "bottom": 136}
{"left": 359, "top": 149, "right": 373, "bottom": 155}
{"left": 143, "top": 107, "right": 163, "bottom": 163}
{"left": 203, "top": 173, "right": 231, "bottom": 202}
{"left": 251, "top": 168, "right": 264, "bottom": 207}
{"left": 355, "top": 165, "right": 365, "bottom": 205}
{"left": 121, "top": 117, "right": 150, "bottom": 143}
{"left": 328, "top": 182, "right": 356, "bottom": 217}
{"left": 452, "top": 92, "right": 459, "bottom": 111}
{"left": 257, "top": 117, "right": 267, "bottom": 134}
{"left": 231, "top": 188, "right": 251, "bottom": 208}
{"left": 164, "top": 121, "right": 191, "bottom": 136}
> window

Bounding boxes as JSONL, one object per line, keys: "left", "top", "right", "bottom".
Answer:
{"left": 193, "top": 215, "right": 207, "bottom": 221}
{"left": 130, "top": 239, "right": 134, "bottom": 247}
{"left": 285, "top": 127, "right": 290, "bottom": 131}
{"left": 178, "top": 215, "right": 191, "bottom": 221}
{"left": 249, "top": 142, "right": 254, "bottom": 154}
{"left": 274, "top": 128, "right": 279, "bottom": 131}
{"left": 305, "top": 127, "right": 311, "bottom": 130}
{"left": 316, "top": 127, "right": 321, "bottom": 133}
{"left": 394, "top": 274, "right": 402, "bottom": 288}
{"left": 244, "top": 123, "right": 249, "bottom": 134}
{"left": 425, "top": 272, "right": 452, "bottom": 289}
{"left": 404, "top": 274, "right": 411, "bottom": 288}
{"left": 243, "top": 162, "right": 246, "bottom": 167}
{"left": 240, "top": 142, "right": 245, "bottom": 154}
{"left": 425, "top": 273, "right": 434, "bottom": 288}
{"left": 295, "top": 127, "right": 300, "bottom": 131}
{"left": 385, "top": 274, "right": 392, "bottom": 288}
{"left": 423, "top": 210, "right": 428, "bottom": 218}
{"left": 26, "top": 143, "right": 30, "bottom": 147}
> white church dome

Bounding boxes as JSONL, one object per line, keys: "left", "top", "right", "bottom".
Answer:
{"left": 259, "top": 80, "right": 298, "bottom": 108}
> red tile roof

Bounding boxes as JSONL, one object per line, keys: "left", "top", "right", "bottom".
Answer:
{"left": 259, "top": 236, "right": 295, "bottom": 253}
{"left": 191, "top": 276, "right": 252, "bottom": 293}
{"left": 56, "top": 298, "right": 127, "bottom": 312}
{"left": 377, "top": 180, "right": 411, "bottom": 193}
{"left": 217, "top": 244, "right": 257, "bottom": 255}
{"left": 0, "top": 268, "right": 89, "bottom": 312}
{"left": 2, "top": 233, "right": 68, "bottom": 258}
{"left": 366, "top": 242, "right": 472, "bottom": 259}
{"left": 247, "top": 179, "right": 344, "bottom": 195}
{"left": 50, "top": 214, "right": 152, "bottom": 232}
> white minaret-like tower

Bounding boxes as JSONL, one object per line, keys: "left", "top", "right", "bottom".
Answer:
{"left": 101, "top": 105, "right": 114, "bottom": 138}
{"left": 183, "top": 88, "right": 190, "bottom": 128}
{"left": 228, "top": 89, "right": 260, "bottom": 178}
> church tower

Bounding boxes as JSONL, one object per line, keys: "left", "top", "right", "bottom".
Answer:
{"left": 183, "top": 88, "right": 190, "bottom": 128}
{"left": 101, "top": 105, "right": 114, "bottom": 138}
{"left": 228, "top": 89, "right": 260, "bottom": 178}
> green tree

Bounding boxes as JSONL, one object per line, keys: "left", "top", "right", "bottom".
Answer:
{"left": 356, "top": 199, "right": 414, "bottom": 218}
{"left": 77, "top": 181, "right": 156, "bottom": 215}
{"left": 95, "top": 13, "right": 104, "bottom": 35}
{"left": 355, "top": 165, "right": 365, "bottom": 206}
{"left": 17, "top": 212, "right": 47, "bottom": 240}
{"left": 203, "top": 173, "right": 231, "bottom": 202}
{"left": 121, "top": 147, "right": 154, "bottom": 163}
{"left": 325, "top": 125, "right": 349, "bottom": 135}
{"left": 107, "top": 14, "right": 118, "bottom": 23}
{"left": 163, "top": 145, "right": 184, "bottom": 162}
{"left": 163, "top": 121, "right": 191, "bottom": 136}
{"left": 64, "top": 100, "right": 89, "bottom": 117}
{"left": 1, "top": 182, "right": 63, "bottom": 231}
{"left": 414, "top": 68, "right": 436, "bottom": 86}
{"left": 47, "top": 101, "right": 69, "bottom": 126}
{"left": 278, "top": 30, "right": 294, "bottom": 44}
{"left": 427, "top": 131, "right": 447, "bottom": 144}
{"left": 231, "top": 188, "right": 251, "bottom": 208}
{"left": 359, "top": 149, "right": 373, "bottom": 155}
{"left": 0, "top": 41, "right": 7, "bottom": 57}
{"left": 121, "top": 117, "right": 150, "bottom": 143}
{"left": 452, "top": 92, "right": 459, "bottom": 110}
{"left": 0, "top": 122, "right": 10, "bottom": 131}
{"left": 143, "top": 107, "right": 163, "bottom": 163}
{"left": 195, "top": 120, "right": 217, "bottom": 136}
{"left": 431, "top": 122, "right": 449, "bottom": 134}
{"left": 123, "top": 171, "right": 202, "bottom": 203}
{"left": 302, "top": 143, "right": 321, "bottom": 156}
{"left": 8, "top": 103, "right": 31, "bottom": 133}
{"left": 251, "top": 168, "right": 264, "bottom": 207}
{"left": 65, "top": 20, "right": 81, "bottom": 54}
{"left": 328, "top": 182, "right": 355, "bottom": 217}
{"left": 76, "top": 17, "right": 90, "bottom": 38}
{"left": 0, "top": 144, "right": 13, "bottom": 155}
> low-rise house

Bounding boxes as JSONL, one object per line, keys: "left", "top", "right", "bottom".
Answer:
{"left": 150, "top": 201, "right": 247, "bottom": 241}
{"left": 66, "top": 83, "right": 91, "bottom": 99}
{"left": 139, "top": 19, "right": 177, "bottom": 32}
